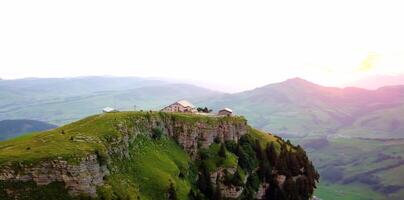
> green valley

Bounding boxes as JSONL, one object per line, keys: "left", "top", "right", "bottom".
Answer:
{"left": 295, "top": 137, "right": 404, "bottom": 199}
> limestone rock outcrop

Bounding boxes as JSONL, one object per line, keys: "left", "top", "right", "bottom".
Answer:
{"left": 0, "top": 154, "right": 108, "bottom": 197}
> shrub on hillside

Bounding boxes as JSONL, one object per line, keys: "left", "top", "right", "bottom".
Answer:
{"left": 151, "top": 128, "right": 164, "bottom": 139}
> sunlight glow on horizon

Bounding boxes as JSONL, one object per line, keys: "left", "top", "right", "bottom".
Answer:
{"left": 1, "top": 0, "right": 404, "bottom": 92}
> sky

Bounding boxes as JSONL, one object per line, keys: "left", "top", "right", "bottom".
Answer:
{"left": 1, "top": 0, "right": 404, "bottom": 92}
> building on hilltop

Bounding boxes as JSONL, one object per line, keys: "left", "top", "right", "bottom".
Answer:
{"left": 161, "top": 100, "right": 197, "bottom": 113}
{"left": 218, "top": 108, "right": 233, "bottom": 116}
{"left": 102, "top": 107, "right": 118, "bottom": 113}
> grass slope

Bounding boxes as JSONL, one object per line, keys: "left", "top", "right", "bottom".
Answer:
{"left": 101, "top": 135, "right": 192, "bottom": 200}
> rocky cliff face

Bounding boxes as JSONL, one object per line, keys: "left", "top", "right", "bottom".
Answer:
{"left": 108, "top": 113, "right": 248, "bottom": 159}
{"left": 0, "top": 154, "right": 107, "bottom": 198}
{"left": 163, "top": 118, "right": 247, "bottom": 157}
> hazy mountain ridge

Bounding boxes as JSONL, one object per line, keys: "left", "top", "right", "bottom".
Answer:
{"left": 349, "top": 74, "right": 404, "bottom": 90}
{"left": 0, "top": 76, "right": 167, "bottom": 95}
{"left": 0, "top": 77, "right": 222, "bottom": 125}
{"left": 0, "top": 119, "right": 57, "bottom": 140}
{"left": 2, "top": 76, "right": 404, "bottom": 138}
{"left": 200, "top": 78, "right": 404, "bottom": 138}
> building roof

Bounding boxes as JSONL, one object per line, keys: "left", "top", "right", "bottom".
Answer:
{"left": 176, "top": 100, "right": 195, "bottom": 108}
{"left": 219, "top": 108, "right": 233, "bottom": 113}
{"left": 103, "top": 107, "right": 116, "bottom": 112}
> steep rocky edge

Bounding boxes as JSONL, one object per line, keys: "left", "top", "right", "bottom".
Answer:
{"left": 0, "top": 112, "right": 319, "bottom": 199}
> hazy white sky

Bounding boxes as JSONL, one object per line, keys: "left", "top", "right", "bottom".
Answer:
{"left": 1, "top": 0, "right": 404, "bottom": 91}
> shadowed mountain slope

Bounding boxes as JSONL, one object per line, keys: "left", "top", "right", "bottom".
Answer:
{"left": 0, "top": 119, "right": 57, "bottom": 141}
{"left": 200, "top": 78, "right": 404, "bottom": 138}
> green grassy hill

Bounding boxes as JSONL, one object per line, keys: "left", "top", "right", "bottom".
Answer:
{"left": 0, "top": 112, "right": 319, "bottom": 200}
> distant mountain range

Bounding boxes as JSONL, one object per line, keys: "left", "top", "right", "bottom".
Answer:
{"left": 0, "top": 119, "right": 57, "bottom": 140}
{"left": 200, "top": 78, "right": 404, "bottom": 138}
{"left": 349, "top": 74, "right": 404, "bottom": 90}
{"left": 1, "top": 76, "right": 403, "bottom": 138}
{"left": 0, "top": 77, "right": 220, "bottom": 124}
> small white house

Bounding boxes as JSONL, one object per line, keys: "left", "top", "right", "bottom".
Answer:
{"left": 218, "top": 108, "right": 233, "bottom": 116}
{"left": 102, "top": 107, "right": 118, "bottom": 113}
